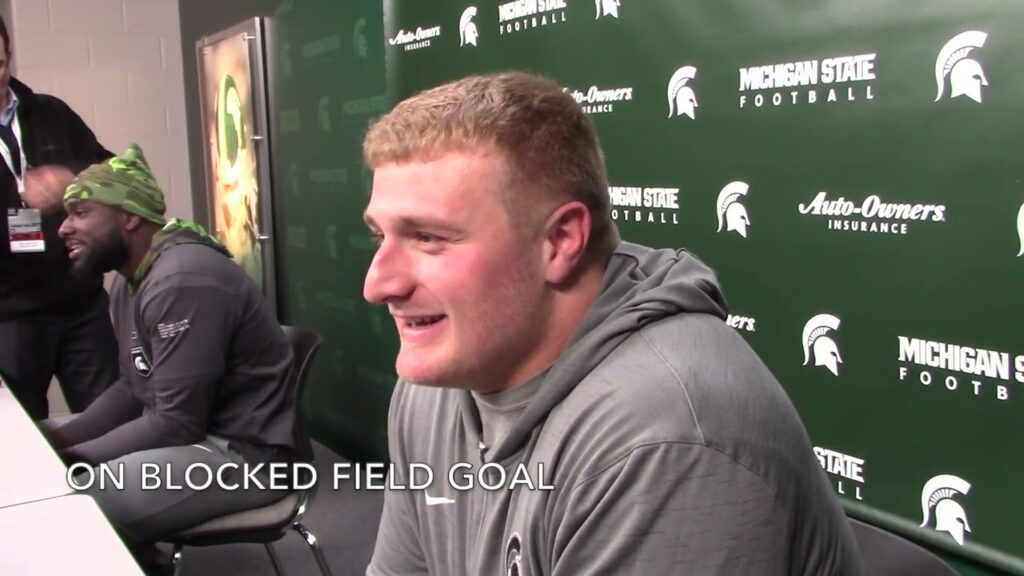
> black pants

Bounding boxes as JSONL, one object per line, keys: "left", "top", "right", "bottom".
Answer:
{"left": 0, "top": 290, "right": 119, "bottom": 419}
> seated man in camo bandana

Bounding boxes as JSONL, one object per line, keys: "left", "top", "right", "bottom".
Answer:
{"left": 44, "top": 144, "right": 297, "bottom": 556}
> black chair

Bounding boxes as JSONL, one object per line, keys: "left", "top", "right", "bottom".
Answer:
{"left": 168, "top": 325, "right": 332, "bottom": 576}
{"left": 849, "top": 517, "right": 959, "bottom": 576}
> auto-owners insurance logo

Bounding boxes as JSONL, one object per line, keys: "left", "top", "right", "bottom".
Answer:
{"left": 389, "top": 23, "right": 441, "bottom": 52}
{"left": 797, "top": 190, "right": 947, "bottom": 236}
{"left": 564, "top": 84, "right": 634, "bottom": 115}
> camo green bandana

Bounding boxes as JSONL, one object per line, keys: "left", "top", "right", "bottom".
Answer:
{"left": 130, "top": 219, "right": 232, "bottom": 291}
{"left": 64, "top": 144, "right": 166, "bottom": 225}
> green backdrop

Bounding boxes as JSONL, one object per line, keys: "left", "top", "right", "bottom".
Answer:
{"left": 263, "top": 1, "right": 1023, "bottom": 573}
{"left": 266, "top": 0, "right": 394, "bottom": 463}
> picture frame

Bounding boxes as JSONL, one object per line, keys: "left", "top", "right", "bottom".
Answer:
{"left": 196, "top": 18, "right": 278, "bottom": 314}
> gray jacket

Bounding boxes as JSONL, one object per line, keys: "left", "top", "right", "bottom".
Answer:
{"left": 368, "top": 242, "right": 862, "bottom": 575}
{"left": 56, "top": 240, "right": 296, "bottom": 467}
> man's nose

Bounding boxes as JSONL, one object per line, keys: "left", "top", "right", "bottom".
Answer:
{"left": 363, "top": 240, "right": 414, "bottom": 304}
{"left": 57, "top": 215, "right": 73, "bottom": 239}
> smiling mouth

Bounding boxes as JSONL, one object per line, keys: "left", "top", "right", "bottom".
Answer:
{"left": 403, "top": 315, "right": 445, "bottom": 328}
{"left": 65, "top": 242, "right": 84, "bottom": 260}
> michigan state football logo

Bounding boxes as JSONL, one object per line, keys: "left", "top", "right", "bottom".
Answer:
{"left": 130, "top": 345, "right": 152, "bottom": 377}
{"left": 505, "top": 532, "right": 522, "bottom": 576}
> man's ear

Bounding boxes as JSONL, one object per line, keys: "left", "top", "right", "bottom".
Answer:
{"left": 541, "top": 200, "right": 591, "bottom": 284}
{"left": 120, "top": 212, "right": 144, "bottom": 232}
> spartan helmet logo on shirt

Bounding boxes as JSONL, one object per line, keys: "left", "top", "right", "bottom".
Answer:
{"left": 1016, "top": 201, "right": 1023, "bottom": 257}
{"left": 667, "top": 66, "right": 698, "bottom": 120}
{"left": 505, "top": 532, "right": 523, "bottom": 576}
{"left": 130, "top": 346, "right": 153, "bottom": 378}
{"left": 934, "top": 31, "right": 989, "bottom": 103}
{"left": 716, "top": 181, "right": 751, "bottom": 238}
{"left": 460, "top": 6, "right": 479, "bottom": 47}
{"left": 595, "top": 0, "right": 620, "bottom": 18}
{"left": 920, "top": 474, "right": 972, "bottom": 545}
{"left": 801, "top": 314, "right": 842, "bottom": 376}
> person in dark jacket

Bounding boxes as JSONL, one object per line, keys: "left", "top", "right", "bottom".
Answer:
{"left": 46, "top": 145, "right": 296, "bottom": 556}
{"left": 0, "top": 14, "right": 118, "bottom": 419}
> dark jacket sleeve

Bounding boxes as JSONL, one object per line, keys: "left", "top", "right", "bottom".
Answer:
{"left": 27, "top": 92, "right": 112, "bottom": 172}
{"left": 49, "top": 378, "right": 141, "bottom": 451}
{"left": 51, "top": 95, "right": 113, "bottom": 170}
{"left": 62, "top": 273, "right": 234, "bottom": 466}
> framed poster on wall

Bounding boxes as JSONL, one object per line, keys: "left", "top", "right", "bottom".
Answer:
{"left": 196, "top": 18, "right": 277, "bottom": 314}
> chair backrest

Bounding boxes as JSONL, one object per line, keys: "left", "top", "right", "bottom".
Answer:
{"left": 849, "top": 518, "right": 959, "bottom": 576}
{"left": 280, "top": 325, "right": 322, "bottom": 467}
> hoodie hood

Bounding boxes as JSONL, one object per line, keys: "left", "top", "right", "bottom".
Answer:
{"left": 467, "top": 241, "right": 728, "bottom": 462}
{"left": 131, "top": 219, "right": 231, "bottom": 291}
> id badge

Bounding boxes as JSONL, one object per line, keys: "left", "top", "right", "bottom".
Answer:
{"left": 7, "top": 208, "right": 45, "bottom": 253}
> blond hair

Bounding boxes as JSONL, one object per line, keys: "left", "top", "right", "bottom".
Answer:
{"left": 363, "top": 71, "right": 619, "bottom": 260}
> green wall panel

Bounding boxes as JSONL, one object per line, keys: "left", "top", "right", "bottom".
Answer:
{"left": 255, "top": 1, "right": 1022, "bottom": 571}
{"left": 267, "top": 0, "right": 394, "bottom": 462}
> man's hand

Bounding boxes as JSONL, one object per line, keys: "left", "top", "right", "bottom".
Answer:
{"left": 22, "top": 165, "right": 76, "bottom": 215}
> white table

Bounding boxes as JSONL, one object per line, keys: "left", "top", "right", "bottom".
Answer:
{"left": 0, "top": 386, "right": 74, "bottom": 508}
{"left": 0, "top": 494, "right": 144, "bottom": 575}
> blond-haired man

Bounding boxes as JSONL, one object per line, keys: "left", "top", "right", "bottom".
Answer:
{"left": 362, "top": 71, "right": 861, "bottom": 575}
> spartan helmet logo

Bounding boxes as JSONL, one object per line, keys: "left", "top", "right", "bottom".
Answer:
{"left": 325, "top": 224, "right": 338, "bottom": 260}
{"left": 667, "top": 66, "right": 698, "bottom": 120}
{"left": 318, "top": 96, "right": 331, "bottom": 133}
{"left": 716, "top": 181, "right": 750, "bottom": 238}
{"left": 920, "top": 474, "right": 972, "bottom": 545}
{"left": 1016, "top": 201, "right": 1023, "bottom": 257}
{"left": 282, "top": 43, "right": 293, "bottom": 77}
{"left": 129, "top": 346, "right": 152, "bottom": 378}
{"left": 801, "top": 313, "right": 842, "bottom": 376}
{"left": 288, "top": 162, "right": 300, "bottom": 197}
{"left": 353, "top": 18, "right": 369, "bottom": 60}
{"left": 595, "top": 0, "right": 620, "bottom": 18}
{"left": 934, "top": 31, "right": 989, "bottom": 103}
{"left": 215, "top": 73, "right": 246, "bottom": 187}
{"left": 460, "top": 6, "right": 479, "bottom": 47}
{"left": 505, "top": 532, "right": 523, "bottom": 576}
{"left": 294, "top": 279, "right": 308, "bottom": 312}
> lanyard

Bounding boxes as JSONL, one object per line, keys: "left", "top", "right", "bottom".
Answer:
{"left": 0, "top": 114, "right": 27, "bottom": 197}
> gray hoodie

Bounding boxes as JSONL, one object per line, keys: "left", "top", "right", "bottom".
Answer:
{"left": 53, "top": 228, "right": 296, "bottom": 468}
{"left": 368, "top": 242, "right": 862, "bottom": 575}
